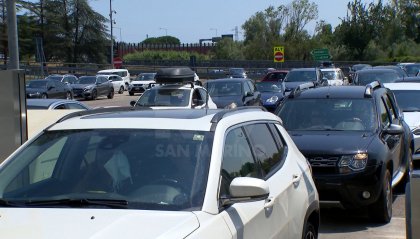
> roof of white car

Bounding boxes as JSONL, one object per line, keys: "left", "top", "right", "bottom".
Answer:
{"left": 98, "top": 69, "right": 129, "bottom": 73}
{"left": 384, "top": 82, "right": 420, "bottom": 90}
{"left": 320, "top": 68, "right": 341, "bottom": 72}
{"left": 47, "top": 107, "right": 279, "bottom": 132}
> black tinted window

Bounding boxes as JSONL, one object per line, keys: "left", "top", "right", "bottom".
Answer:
{"left": 379, "top": 98, "right": 391, "bottom": 126}
{"left": 245, "top": 124, "right": 284, "bottom": 176}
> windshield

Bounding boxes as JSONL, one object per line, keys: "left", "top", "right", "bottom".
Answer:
{"left": 136, "top": 88, "right": 190, "bottom": 107}
{"left": 136, "top": 73, "right": 156, "bottom": 81}
{"left": 229, "top": 68, "right": 245, "bottom": 74}
{"left": 357, "top": 72, "right": 399, "bottom": 85}
{"left": 404, "top": 64, "right": 420, "bottom": 76}
{"left": 45, "top": 76, "right": 63, "bottom": 81}
{"left": 256, "top": 82, "right": 283, "bottom": 92}
{"left": 285, "top": 70, "right": 316, "bottom": 82}
{"left": 27, "top": 80, "right": 47, "bottom": 88}
{"left": 278, "top": 99, "right": 376, "bottom": 131}
{"left": 393, "top": 90, "right": 420, "bottom": 112}
{"left": 0, "top": 129, "right": 213, "bottom": 211}
{"left": 77, "top": 76, "right": 96, "bottom": 84}
{"left": 205, "top": 82, "right": 242, "bottom": 97}
{"left": 321, "top": 70, "right": 342, "bottom": 80}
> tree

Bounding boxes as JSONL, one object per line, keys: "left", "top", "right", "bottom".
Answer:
{"left": 141, "top": 36, "right": 180, "bottom": 45}
{"left": 212, "top": 38, "right": 244, "bottom": 60}
{"left": 283, "top": 0, "right": 318, "bottom": 41}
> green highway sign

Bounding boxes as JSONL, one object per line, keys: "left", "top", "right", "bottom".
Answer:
{"left": 311, "top": 48, "right": 331, "bottom": 61}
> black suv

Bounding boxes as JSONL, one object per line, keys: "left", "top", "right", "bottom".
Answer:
{"left": 275, "top": 82, "right": 412, "bottom": 223}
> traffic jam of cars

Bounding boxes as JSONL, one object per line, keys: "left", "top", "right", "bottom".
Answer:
{"left": 5, "top": 63, "right": 419, "bottom": 238}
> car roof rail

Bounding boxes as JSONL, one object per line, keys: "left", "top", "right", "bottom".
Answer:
{"left": 288, "top": 82, "right": 316, "bottom": 98}
{"left": 54, "top": 106, "right": 152, "bottom": 124}
{"left": 210, "top": 106, "right": 267, "bottom": 131}
{"left": 364, "top": 80, "right": 383, "bottom": 97}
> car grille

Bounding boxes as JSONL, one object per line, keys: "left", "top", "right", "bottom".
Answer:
{"left": 73, "top": 89, "right": 83, "bottom": 94}
{"left": 133, "top": 84, "right": 143, "bottom": 87}
{"left": 306, "top": 155, "right": 340, "bottom": 174}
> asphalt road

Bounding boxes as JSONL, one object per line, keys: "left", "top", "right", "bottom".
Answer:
{"left": 81, "top": 92, "right": 407, "bottom": 239}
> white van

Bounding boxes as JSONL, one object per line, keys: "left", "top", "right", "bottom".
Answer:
{"left": 97, "top": 69, "right": 131, "bottom": 89}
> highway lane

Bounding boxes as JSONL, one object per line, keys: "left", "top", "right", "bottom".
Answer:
{"left": 82, "top": 92, "right": 407, "bottom": 239}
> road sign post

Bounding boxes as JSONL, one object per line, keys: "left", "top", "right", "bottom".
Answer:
{"left": 311, "top": 48, "right": 331, "bottom": 61}
{"left": 274, "top": 46, "right": 285, "bottom": 63}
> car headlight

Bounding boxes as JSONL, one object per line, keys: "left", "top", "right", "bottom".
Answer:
{"left": 266, "top": 96, "right": 279, "bottom": 104}
{"left": 338, "top": 153, "right": 368, "bottom": 172}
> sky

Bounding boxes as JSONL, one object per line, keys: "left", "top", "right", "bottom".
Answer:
{"left": 89, "top": 0, "right": 376, "bottom": 44}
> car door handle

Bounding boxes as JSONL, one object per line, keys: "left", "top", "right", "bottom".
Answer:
{"left": 264, "top": 197, "right": 275, "bottom": 209}
{"left": 292, "top": 174, "right": 302, "bottom": 186}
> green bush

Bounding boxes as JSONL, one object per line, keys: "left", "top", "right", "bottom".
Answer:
{"left": 124, "top": 50, "right": 210, "bottom": 61}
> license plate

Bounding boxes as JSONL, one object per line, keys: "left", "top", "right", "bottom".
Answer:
{"left": 134, "top": 87, "right": 140, "bottom": 90}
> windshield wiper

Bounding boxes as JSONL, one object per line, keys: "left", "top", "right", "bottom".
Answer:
{"left": 0, "top": 199, "right": 25, "bottom": 207}
{"left": 25, "top": 198, "right": 128, "bottom": 209}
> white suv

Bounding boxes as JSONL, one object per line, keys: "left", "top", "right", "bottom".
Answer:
{"left": 0, "top": 107, "right": 319, "bottom": 238}
{"left": 97, "top": 69, "right": 131, "bottom": 89}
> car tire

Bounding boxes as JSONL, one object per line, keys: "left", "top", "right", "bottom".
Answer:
{"left": 41, "top": 93, "right": 48, "bottom": 99}
{"left": 302, "top": 220, "right": 317, "bottom": 239}
{"left": 118, "top": 86, "right": 124, "bottom": 94}
{"left": 91, "top": 90, "right": 97, "bottom": 100}
{"left": 66, "top": 92, "right": 72, "bottom": 100}
{"left": 129, "top": 92, "right": 134, "bottom": 96}
{"left": 369, "top": 169, "right": 392, "bottom": 223}
{"left": 107, "top": 89, "right": 114, "bottom": 99}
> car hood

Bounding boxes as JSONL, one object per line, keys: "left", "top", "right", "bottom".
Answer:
{"left": 283, "top": 81, "right": 310, "bottom": 91}
{"left": 131, "top": 80, "right": 156, "bottom": 85}
{"left": 0, "top": 208, "right": 199, "bottom": 239}
{"left": 289, "top": 131, "right": 375, "bottom": 155}
{"left": 72, "top": 84, "right": 94, "bottom": 89}
{"left": 210, "top": 95, "right": 243, "bottom": 108}
{"left": 26, "top": 88, "right": 46, "bottom": 93}
{"left": 402, "top": 112, "right": 420, "bottom": 129}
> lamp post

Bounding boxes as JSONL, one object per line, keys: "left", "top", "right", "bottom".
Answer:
{"left": 109, "top": 0, "right": 116, "bottom": 67}
{"left": 210, "top": 28, "right": 218, "bottom": 37}
{"left": 114, "top": 27, "right": 122, "bottom": 42}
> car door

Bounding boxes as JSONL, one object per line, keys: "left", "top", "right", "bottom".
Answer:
{"left": 55, "top": 81, "right": 68, "bottom": 99}
{"left": 378, "top": 96, "right": 402, "bottom": 171}
{"left": 97, "top": 77, "right": 108, "bottom": 96}
{"left": 219, "top": 125, "right": 289, "bottom": 238}
{"left": 46, "top": 80, "right": 59, "bottom": 98}
{"left": 383, "top": 94, "right": 404, "bottom": 173}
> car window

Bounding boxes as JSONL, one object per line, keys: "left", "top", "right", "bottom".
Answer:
{"left": 392, "top": 90, "right": 420, "bottom": 112}
{"left": 66, "top": 103, "right": 87, "bottom": 110}
{"left": 247, "top": 80, "right": 255, "bottom": 92}
{"left": 54, "top": 104, "right": 66, "bottom": 109}
{"left": 245, "top": 124, "right": 285, "bottom": 177}
{"left": 220, "top": 127, "right": 260, "bottom": 197}
{"left": 198, "top": 88, "right": 208, "bottom": 102}
{"left": 206, "top": 82, "right": 242, "bottom": 97}
{"left": 243, "top": 81, "right": 251, "bottom": 94}
{"left": 379, "top": 98, "right": 391, "bottom": 127}
{"left": 383, "top": 95, "right": 398, "bottom": 122}
{"left": 113, "top": 76, "right": 122, "bottom": 81}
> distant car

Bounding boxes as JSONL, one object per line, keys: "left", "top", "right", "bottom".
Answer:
{"left": 400, "top": 63, "right": 420, "bottom": 77}
{"left": 260, "top": 70, "right": 289, "bottom": 82}
{"left": 228, "top": 68, "right": 247, "bottom": 78}
{"left": 128, "top": 73, "right": 156, "bottom": 96}
{"left": 255, "top": 81, "right": 285, "bottom": 112}
{"left": 130, "top": 84, "right": 217, "bottom": 109}
{"left": 71, "top": 75, "right": 114, "bottom": 100}
{"left": 320, "top": 68, "right": 348, "bottom": 86}
{"left": 26, "top": 79, "right": 73, "bottom": 99}
{"left": 349, "top": 64, "right": 372, "bottom": 83}
{"left": 374, "top": 65, "right": 408, "bottom": 79}
{"left": 27, "top": 99, "right": 90, "bottom": 110}
{"left": 395, "top": 76, "right": 420, "bottom": 83}
{"left": 385, "top": 82, "right": 420, "bottom": 166}
{"left": 283, "top": 68, "right": 327, "bottom": 92}
{"left": 353, "top": 68, "right": 401, "bottom": 85}
{"left": 204, "top": 78, "right": 261, "bottom": 108}
{"left": 97, "top": 69, "right": 131, "bottom": 89}
{"left": 98, "top": 74, "right": 126, "bottom": 94}
{"left": 45, "top": 74, "right": 78, "bottom": 85}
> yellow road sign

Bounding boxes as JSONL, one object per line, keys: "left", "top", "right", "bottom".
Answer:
{"left": 274, "top": 46, "right": 284, "bottom": 63}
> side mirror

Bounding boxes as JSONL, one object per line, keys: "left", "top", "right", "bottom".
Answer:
{"left": 385, "top": 124, "right": 404, "bottom": 135}
{"left": 221, "top": 177, "right": 270, "bottom": 206}
{"left": 130, "top": 101, "right": 136, "bottom": 107}
{"left": 245, "top": 91, "right": 254, "bottom": 97}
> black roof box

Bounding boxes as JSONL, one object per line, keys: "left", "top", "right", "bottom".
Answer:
{"left": 155, "top": 67, "right": 195, "bottom": 84}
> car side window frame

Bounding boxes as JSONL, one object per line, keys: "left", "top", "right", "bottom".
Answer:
{"left": 383, "top": 94, "right": 398, "bottom": 123}
{"left": 243, "top": 81, "right": 252, "bottom": 95}
{"left": 378, "top": 96, "right": 391, "bottom": 128}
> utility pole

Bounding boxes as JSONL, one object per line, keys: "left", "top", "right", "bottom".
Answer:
{"left": 109, "top": 0, "right": 115, "bottom": 67}
{"left": 6, "top": 0, "right": 19, "bottom": 69}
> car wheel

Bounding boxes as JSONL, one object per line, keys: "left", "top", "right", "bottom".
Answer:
{"left": 91, "top": 90, "right": 97, "bottom": 100}
{"left": 118, "top": 86, "right": 124, "bottom": 94}
{"left": 129, "top": 92, "right": 134, "bottom": 96}
{"left": 107, "top": 89, "right": 114, "bottom": 99}
{"left": 369, "top": 169, "right": 392, "bottom": 223}
{"left": 66, "top": 92, "right": 72, "bottom": 100}
{"left": 302, "top": 220, "right": 317, "bottom": 239}
{"left": 41, "top": 93, "right": 47, "bottom": 99}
